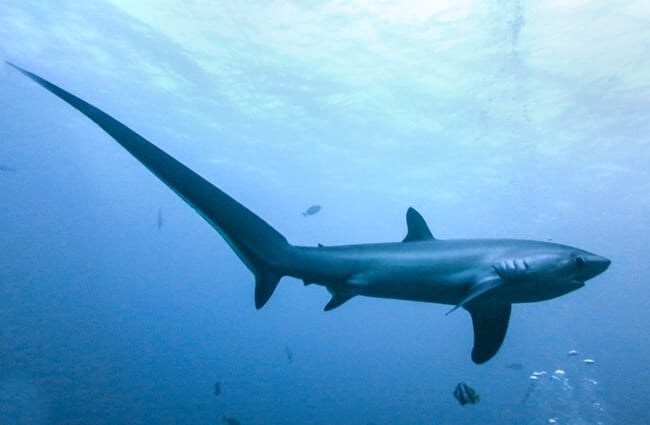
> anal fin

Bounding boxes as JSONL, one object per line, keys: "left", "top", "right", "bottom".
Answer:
{"left": 324, "top": 292, "right": 356, "bottom": 311}
{"left": 465, "top": 301, "right": 512, "bottom": 364}
{"left": 323, "top": 279, "right": 366, "bottom": 311}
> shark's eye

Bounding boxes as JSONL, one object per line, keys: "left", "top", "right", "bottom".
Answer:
{"left": 575, "top": 257, "right": 586, "bottom": 268}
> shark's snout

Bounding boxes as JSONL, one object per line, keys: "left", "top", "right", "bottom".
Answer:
{"left": 581, "top": 254, "right": 611, "bottom": 280}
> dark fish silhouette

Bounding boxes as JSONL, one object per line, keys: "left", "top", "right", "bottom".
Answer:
{"left": 222, "top": 416, "right": 240, "bottom": 425}
{"left": 0, "top": 164, "right": 16, "bottom": 172}
{"left": 157, "top": 207, "right": 163, "bottom": 230}
{"left": 214, "top": 381, "right": 221, "bottom": 396}
{"left": 453, "top": 382, "right": 480, "bottom": 406}
{"left": 284, "top": 345, "right": 293, "bottom": 364}
{"left": 302, "top": 205, "right": 321, "bottom": 216}
{"left": 505, "top": 362, "right": 523, "bottom": 370}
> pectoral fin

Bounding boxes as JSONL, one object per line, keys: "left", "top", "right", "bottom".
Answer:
{"left": 446, "top": 276, "right": 504, "bottom": 315}
{"left": 465, "top": 301, "right": 512, "bottom": 364}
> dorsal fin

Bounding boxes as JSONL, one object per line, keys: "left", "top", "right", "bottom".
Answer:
{"left": 402, "top": 207, "right": 436, "bottom": 242}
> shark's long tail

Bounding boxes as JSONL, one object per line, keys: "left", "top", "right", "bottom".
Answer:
{"left": 8, "top": 62, "right": 292, "bottom": 309}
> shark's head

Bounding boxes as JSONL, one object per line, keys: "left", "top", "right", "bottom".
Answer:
{"left": 569, "top": 251, "right": 611, "bottom": 282}
{"left": 494, "top": 244, "right": 611, "bottom": 303}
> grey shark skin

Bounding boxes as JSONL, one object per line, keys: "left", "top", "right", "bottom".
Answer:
{"left": 7, "top": 63, "right": 611, "bottom": 364}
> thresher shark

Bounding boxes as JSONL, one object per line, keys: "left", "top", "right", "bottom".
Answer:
{"left": 8, "top": 63, "right": 610, "bottom": 364}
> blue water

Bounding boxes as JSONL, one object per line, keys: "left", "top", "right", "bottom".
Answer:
{"left": 1, "top": 1, "right": 648, "bottom": 424}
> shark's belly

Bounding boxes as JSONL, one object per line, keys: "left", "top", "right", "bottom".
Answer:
{"left": 495, "top": 279, "right": 586, "bottom": 304}
{"left": 363, "top": 271, "right": 472, "bottom": 305}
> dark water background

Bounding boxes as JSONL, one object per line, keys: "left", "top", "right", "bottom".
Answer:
{"left": 1, "top": 1, "right": 648, "bottom": 424}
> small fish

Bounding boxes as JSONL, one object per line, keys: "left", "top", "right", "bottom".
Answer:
{"left": 302, "top": 205, "right": 321, "bottom": 216}
{"left": 452, "top": 382, "right": 480, "bottom": 406}
{"left": 214, "top": 381, "right": 221, "bottom": 396}
{"left": 567, "top": 349, "right": 578, "bottom": 356}
{"left": 0, "top": 164, "right": 16, "bottom": 172}
{"left": 157, "top": 207, "right": 163, "bottom": 230}
{"left": 505, "top": 362, "right": 523, "bottom": 370}
{"left": 583, "top": 358, "right": 596, "bottom": 365}
{"left": 222, "top": 416, "right": 241, "bottom": 425}
{"left": 284, "top": 345, "right": 293, "bottom": 364}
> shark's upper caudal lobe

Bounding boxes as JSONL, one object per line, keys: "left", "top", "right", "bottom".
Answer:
{"left": 7, "top": 63, "right": 611, "bottom": 364}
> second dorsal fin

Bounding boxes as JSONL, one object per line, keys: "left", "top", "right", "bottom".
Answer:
{"left": 402, "top": 207, "right": 436, "bottom": 242}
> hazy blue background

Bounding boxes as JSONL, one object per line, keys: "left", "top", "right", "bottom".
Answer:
{"left": 0, "top": 1, "right": 648, "bottom": 424}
